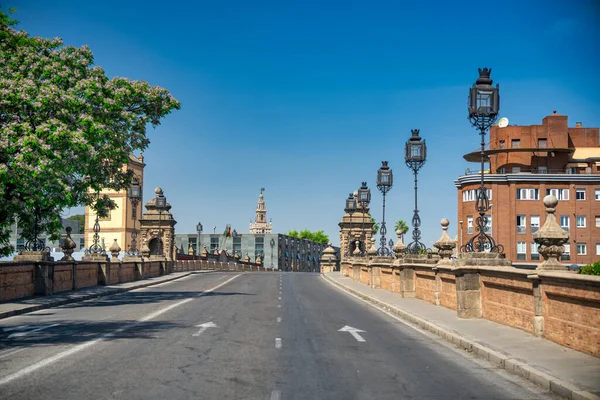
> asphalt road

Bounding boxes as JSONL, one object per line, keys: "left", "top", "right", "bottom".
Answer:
{"left": 0, "top": 271, "right": 558, "bottom": 399}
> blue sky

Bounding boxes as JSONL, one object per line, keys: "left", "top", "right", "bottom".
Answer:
{"left": 11, "top": 0, "right": 600, "bottom": 246}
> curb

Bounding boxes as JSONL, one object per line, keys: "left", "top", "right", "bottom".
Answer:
{"left": 321, "top": 273, "right": 599, "bottom": 400}
{"left": 0, "top": 271, "right": 212, "bottom": 320}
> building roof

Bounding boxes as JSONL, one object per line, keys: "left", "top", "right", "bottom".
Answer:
{"left": 571, "top": 147, "right": 600, "bottom": 161}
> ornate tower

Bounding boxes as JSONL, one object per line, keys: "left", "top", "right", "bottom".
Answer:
{"left": 249, "top": 188, "right": 272, "bottom": 234}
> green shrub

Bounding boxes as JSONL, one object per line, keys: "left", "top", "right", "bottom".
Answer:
{"left": 579, "top": 261, "right": 600, "bottom": 275}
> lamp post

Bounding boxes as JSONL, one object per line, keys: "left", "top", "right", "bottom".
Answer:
{"left": 88, "top": 191, "right": 106, "bottom": 255}
{"left": 405, "top": 129, "right": 427, "bottom": 254}
{"left": 270, "top": 237, "right": 275, "bottom": 269}
{"left": 155, "top": 190, "right": 167, "bottom": 256}
{"left": 376, "top": 161, "right": 393, "bottom": 256}
{"left": 344, "top": 192, "right": 357, "bottom": 257}
{"left": 357, "top": 182, "right": 371, "bottom": 256}
{"left": 126, "top": 178, "right": 142, "bottom": 255}
{"left": 24, "top": 207, "right": 48, "bottom": 252}
{"left": 196, "top": 222, "right": 203, "bottom": 256}
{"left": 462, "top": 68, "right": 503, "bottom": 253}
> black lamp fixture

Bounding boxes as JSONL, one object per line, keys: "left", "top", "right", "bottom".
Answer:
{"left": 405, "top": 129, "right": 427, "bottom": 254}
{"left": 357, "top": 182, "right": 371, "bottom": 256}
{"left": 196, "top": 222, "right": 203, "bottom": 256}
{"left": 462, "top": 68, "right": 503, "bottom": 253}
{"left": 376, "top": 161, "right": 393, "bottom": 256}
{"left": 127, "top": 177, "right": 142, "bottom": 255}
{"left": 155, "top": 189, "right": 167, "bottom": 256}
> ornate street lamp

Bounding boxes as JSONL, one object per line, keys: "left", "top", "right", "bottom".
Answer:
{"left": 196, "top": 222, "right": 203, "bottom": 256}
{"left": 270, "top": 237, "right": 275, "bottom": 269}
{"left": 376, "top": 161, "right": 393, "bottom": 256}
{"left": 155, "top": 190, "right": 167, "bottom": 256}
{"left": 126, "top": 178, "right": 142, "bottom": 255}
{"left": 463, "top": 68, "right": 503, "bottom": 253}
{"left": 405, "top": 129, "right": 427, "bottom": 254}
{"left": 88, "top": 191, "right": 106, "bottom": 255}
{"left": 357, "top": 182, "right": 371, "bottom": 256}
{"left": 344, "top": 192, "right": 357, "bottom": 257}
{"left": 24, "top": 207, "right": 48, "bottom": 252}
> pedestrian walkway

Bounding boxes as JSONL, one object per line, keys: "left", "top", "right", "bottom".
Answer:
{"left": 0, "top": 271, "right": 212, "bottom": 320}
{"left": 323, "top": 272, "right": 600, "bottom": 400}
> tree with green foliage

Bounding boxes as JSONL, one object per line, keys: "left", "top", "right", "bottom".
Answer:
{"left": 0, "top": 8, "right": 180, "bottom": 255}
{"left": 65, "top": 214, "right": 85, "bottom": 234}
{"left": 395, "top": 220, "right": 409, "bottom": 241}
{"left": 579, "top": 261, "right": 600, "bottom": 276}
{"left": 285, "top": 229, "right": 329, "bottom": 244}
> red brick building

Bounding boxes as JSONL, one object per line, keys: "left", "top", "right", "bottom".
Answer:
{"left": 455, "top": 112, "right": 600, "bottom": 265}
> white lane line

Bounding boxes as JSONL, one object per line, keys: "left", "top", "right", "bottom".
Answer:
{"left": 0, "top": 348, "right": 26, "bottom": 360}
{"left": 271, "top": 389, "right": 281, "bottom": 400}
{"left": 6, "top": 324, "right": 61, "bottom": 339}
{"left": 278, "top": 304, "right": 281, "bottom": 308}
{"left": 275, "top": 338, "right": 282, "bottom": 349}
{"left": 0, "top": 274, "right": 241, "bottom": 386}
{"left": 277, "top": 317, "right": 281, "bottom": 323}
{"left": 278, "top": 297, "right": 281, "bottom": 300}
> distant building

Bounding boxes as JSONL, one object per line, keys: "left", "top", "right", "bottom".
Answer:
{"left": 8, "top": 218, "right": 84, "bottom": 253}
{"left": 455, "top": 112, "right": 600, "bottom": 265}
{"left": 174, "top": 189, "right": 339, "bottom": 271}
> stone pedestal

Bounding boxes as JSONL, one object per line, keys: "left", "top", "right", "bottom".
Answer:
{"left": 533, "top": 195, "right": 569, "bottom": 271}
{"left": 13, "top": 251, "right": 53, "bottom": 262}
{"left": 455, "top": 268, "right": 482, "bottom": 319}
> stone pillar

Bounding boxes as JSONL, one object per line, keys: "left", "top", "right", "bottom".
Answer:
{"left": 138, "top": 187, "right": 178, "bottom": 261}
{"left": 528, "top": 274, "right": 545, "bottom": 337}
{"left": 399, "top": 266, "right": 415, "bottom": 298}
{"left": 455, "top": 268, "right": 482, "bottom": 319}
{"left": 319, "top": 243, "right": 337, "bottom": 273}
{"left": 533, "top": 195, "right": 569, "bottom": 271}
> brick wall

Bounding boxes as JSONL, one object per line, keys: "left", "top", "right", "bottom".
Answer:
{"left": 121, "top": 262, "right": 136, "bottom": 282}
{"left": 109, "top": 263, "right": 120, "bottom": 284}
{"left": 0, "top": 264, "right": 35, "bottom": 301}
{"left": 53, "top": 264, "right": 74, "bottom": 293}
{"left": 415, "top": 269, "right": 436, "bottom": 304}
{"left": 381, "top": 267, "right": 393, "bottom": 291}
{"left": 541, "top": 275, "right": 600, "bottom": 357}
{"left": 76, "top": 263, "right": 98, "bottom": 289}
{"left": 438, "top": 271, "right": 457, "bottom": 310}
{"left": 481, "top": 272, "right": 534, "bottom": 333}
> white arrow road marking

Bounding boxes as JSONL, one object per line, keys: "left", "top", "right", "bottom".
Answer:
{"left": 275, "top": 338, "right": 282, "bottom": 349}
{"left": 192, "top": 322, "right": 218, "bottom": 337}
{"left": 338, "top": 325, "right": 366, "bottom": 342}
{"left": 4, "top": 324, "right": 61, "bottom": 339}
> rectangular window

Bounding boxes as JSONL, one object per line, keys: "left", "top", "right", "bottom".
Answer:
{"left": 233, "top": 237, "right": 242, "bottom": 256}
{"left": 530, "top": 215, "right": 540, "bottom": 234}
{"left": 567, "top": 167, "right": 577, "bottom": 174}
{"left": 596, "top": 243, "right": 600, "bottom": 256}
{"left": 498, "top": 167, "right": 506, "bottom": 174}
{"left": 560, "top": 216, "right": 570, "bottom": 232}
{"left": 595, "top": 189, "right": 600, "bottom": 200}
{"left": 16, "top": 237, "right": 25, "bottom": 251}
{"left": 562, "top": 243, "right": 571, "bottom": 261}
{"left": 538, "top": 166, "right": 547, "bottom": 174}
{"left": 467, "top": 216, "right": 473, "bottom": 234}
{"left": 576, "top": 189, "right": 586, "bottom": 200}
{"left": 577, "top": 243, "right": 587, "bottom": 255}
{"left": 517, "top": 242, "right": 526, "bottom": 260}
{"left": 531, "top": 243, "right": 540, "bottom": 261}
{"left": 255, "top": 237, "right": 264, "bottom": 257}
{"left": 512, "top": 166, "right": 521, "bottom": 173}
{"left": 538, "top": 138, "right": 547, "bottom": 148}
{"left": 511, "top": 139, "right": 521, "bottom": 149}
{"left": 517, "top": 188, "right": 538, "bottom": 200}
{"left": 79, "top": 238, "right": 85, "bottom": 250}
{"left": 596, "top": 216, "right": 600, "bottom": 228}
{"left": 576, "top": 216, "right": 586, "bottom": 228}
{"left": 516, "top": 215, "right": 526, "bottom": 234}
{"left": 210, "top": 237, "right": 219, "bottom": 252}
{"left": 499, "top": 140, "right": 505, "bottom": 149}
{"left": 546, "top": 188, "right": 569, "bottom": 200}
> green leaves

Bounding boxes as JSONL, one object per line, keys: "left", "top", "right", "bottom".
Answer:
{"left": 0, "top": 11, "right": 180, "bottom": 255}
{"left": 285, "top": 229, "right": 329, "bottom": 244}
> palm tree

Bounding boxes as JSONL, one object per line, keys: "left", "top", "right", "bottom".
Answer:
{"left": 394, "top": 220, "right": 409, "bottom": 242}
{"left": 371, "top": 217, "right": 379, "bottom": 235}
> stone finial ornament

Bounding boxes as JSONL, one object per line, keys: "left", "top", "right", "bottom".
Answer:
{"left": 256, "top": 255, "right": 262, "bottom": 264}
{"left": 433, "top": 218, "right": 456, "bottom": 264}
{"left": 244, "top": 253, "right": 250, "bottom": 262}
{"left": 320, "top": 243, "right": 337, "bottom": 262}
{"left": 109, "top": 239, "right": 121, "bottom": 260}
{"left": 352, "top": 240, "right": 361, "bottom": 256}
{"left": 393, "top": 229, "right": 407, "bottom": 256}
{"left": 368, "top": 237, "right": 377, "bottom": 256}
{"left": 533, "top": 195, "right": 569, "bottom": 271}
{"left": 234, "top": 250, "right": 240, "bottom": 260}
{"left": 60, "top": 226, "right": 76, "bottom": 261}
{"left": 188, "top": 245, "right": 194, "bottom": 256}
{"left": 202, "top": 246, "right": 209, "bottom": 257}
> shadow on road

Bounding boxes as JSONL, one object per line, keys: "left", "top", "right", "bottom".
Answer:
{"left": 0, "top": 319, "right": 182, "bottom": 350}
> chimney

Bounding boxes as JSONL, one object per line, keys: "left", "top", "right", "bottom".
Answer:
{"left": 575, "top": 122, "right": 582, "bottom": 128}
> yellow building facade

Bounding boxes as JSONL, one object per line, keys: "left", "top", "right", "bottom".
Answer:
{"left": 84, "top": 154, "right": 145, "bottom": 252}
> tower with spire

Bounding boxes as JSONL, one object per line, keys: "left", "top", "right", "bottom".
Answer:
{"left": 249, "top": 188, "right": 272, "bottom": 234}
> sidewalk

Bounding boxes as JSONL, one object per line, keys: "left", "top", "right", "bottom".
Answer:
{"left": 0, "top": 271, "right": 211, "bottom": 320}
{"left": 322, "top": 272, "right": 600, "bottom": 400}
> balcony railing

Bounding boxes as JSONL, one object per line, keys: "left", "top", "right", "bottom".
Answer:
{"left": 517, "top": 226, "right": 526, "bottom": 234}
{"left": 517, "top": 254, "right": 526, "bottom": 261}
{"left": 464, "top": 168, "right": 591, "bottom": 176}
{"left": 530, "top": 226, "right": 539, "bottom": 234}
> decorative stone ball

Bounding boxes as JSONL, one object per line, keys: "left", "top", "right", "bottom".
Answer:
{"left": 543, "top": 194, "right": 558, "bottom": 209}
{"left": 440, "top": 218, "right": 450, "bottom": 228}
{"left": 155, "top": 187, "right": 163, "bottom": 195}
{"left": 396, "top": 229, "right": 401, "bottom": 236}
{"left": 66, "top": 226, "right": 72, "bottom": 234}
